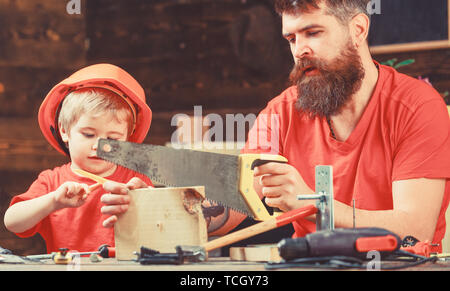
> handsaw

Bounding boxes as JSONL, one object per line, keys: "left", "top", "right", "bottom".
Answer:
{"left": 96, "top": 139, "right": 288, "bottom": 221}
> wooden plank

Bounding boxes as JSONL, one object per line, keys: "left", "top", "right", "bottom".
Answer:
{"left": 114, "top": 186, "right": 207, "bottom": 260}
{"left": 230, "top": 244, "right": 282, "bottom": 262}
{"left": 370, "top": 40, "right": 450, "bottom": 55}
{"left": 0, "top": 256, "right": 449, "bottom": 271}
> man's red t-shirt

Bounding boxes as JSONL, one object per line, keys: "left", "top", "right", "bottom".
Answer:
{"left": 9, "top": 163, "right": 152, "bottom": 253}
{"left": 244, "top": 63, "right": 450, "bottom": 250}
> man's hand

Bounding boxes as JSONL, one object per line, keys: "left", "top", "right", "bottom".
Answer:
{"left": 253, "top": 162, "right": 315, "bottom": 212}
{"left": 100, "top": 177, "right": 150, "bottom": 228}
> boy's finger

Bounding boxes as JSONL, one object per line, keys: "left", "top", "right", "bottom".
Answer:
{"left": 65, "top": 184, "right": 77, "bottom": 198}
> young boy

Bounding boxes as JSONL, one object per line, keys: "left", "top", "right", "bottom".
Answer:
{"left": 4, "top": 63, "right": 153, "bottom": 254}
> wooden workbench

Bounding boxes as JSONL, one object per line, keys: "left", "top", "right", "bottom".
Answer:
{"left": 1, "top": 256, "right": 449, "bottom": 290}
{"left": 1, "top": 256, "right": 450, "bottom": 271}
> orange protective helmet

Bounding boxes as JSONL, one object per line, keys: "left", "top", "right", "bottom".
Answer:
{"left": 38, "top": 63, "right": 152, "bottom": 156}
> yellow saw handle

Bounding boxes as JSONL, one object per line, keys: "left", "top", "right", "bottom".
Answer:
{"left": 238, "top": 153, "right": 288, "bottom": 221}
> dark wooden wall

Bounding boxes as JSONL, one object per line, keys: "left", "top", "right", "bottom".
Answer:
{"left": 0, "top": 0, "right": 448, "bottom": 255}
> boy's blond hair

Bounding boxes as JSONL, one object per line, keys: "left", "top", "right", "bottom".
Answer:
{"left": 58, "top": 88, "right": 134, "bottom": 136}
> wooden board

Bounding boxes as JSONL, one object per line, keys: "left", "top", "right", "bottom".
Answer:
{"left": 229, "top": 244, "right": 282, "bottom": 263}
{"left": 114, "top": 186, "right": 207, "bottom": 260}
{"left": 1, "top": 257, "right": 450, "bottom": 271}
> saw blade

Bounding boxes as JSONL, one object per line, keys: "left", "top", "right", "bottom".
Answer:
{"left": 96, "top": 139, "right": 253, "bottom": 218}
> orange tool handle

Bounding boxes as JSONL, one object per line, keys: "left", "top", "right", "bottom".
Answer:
{"left": 400, "top": 241, "right": 431, "bottom": 257}
{"left": 98, "top": 244, "right": 115, "bottom": 258}
{"left": 204, "top": 205, "right": 318, "bottom": 252}
{"left": 275, "top": 204, "right": 318, "bottom": 227}
{"left": 355, "top": 235, "right": 399, "bottom": 253}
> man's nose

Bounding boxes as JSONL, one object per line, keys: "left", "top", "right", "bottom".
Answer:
{"left": 293, "top": 40, "right": 313, "bottom": 60}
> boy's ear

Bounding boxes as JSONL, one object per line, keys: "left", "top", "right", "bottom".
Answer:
{"left": 59, "top": 124, "right": 69, "bottom": 143}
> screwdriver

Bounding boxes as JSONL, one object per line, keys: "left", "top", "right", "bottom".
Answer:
{"left": 25, "top": 244, "right": 115, "bottom": 261}
{"left": 71, "top": 244, "right": 115, "bottom": 258}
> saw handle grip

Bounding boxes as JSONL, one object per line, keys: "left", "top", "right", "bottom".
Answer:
{"left": 251, "top": 159, "right": 288, "bottom": 170}
{"left": 251, "top": 159, "right": 288, "bottom": 216}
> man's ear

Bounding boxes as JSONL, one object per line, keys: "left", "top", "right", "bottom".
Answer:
{"left": 350, "top": 13, "right": 370, "bottom": 48}
{"left": 59, "top": 124, "right": 69, "bottom": 143}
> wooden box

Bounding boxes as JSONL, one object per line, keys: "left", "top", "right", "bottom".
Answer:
{"left": 114, "top": 186, "right": 207, "bottom": 260}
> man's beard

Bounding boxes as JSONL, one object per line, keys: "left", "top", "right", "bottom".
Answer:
{"left": 289, "top": 41, "right": 365, "bottom": 119}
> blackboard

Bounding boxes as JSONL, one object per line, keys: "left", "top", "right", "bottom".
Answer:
{"left": 368, "top": 0, "right": 450, "bottom": 54}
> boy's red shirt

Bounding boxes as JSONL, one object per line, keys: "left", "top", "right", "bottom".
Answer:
{"left": 9, "top": 163, "right": 152, "bottom": 253}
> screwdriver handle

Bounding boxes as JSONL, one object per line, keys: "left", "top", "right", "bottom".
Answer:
{"left": 98, "top": 244, "right": 115, "bottom": 258}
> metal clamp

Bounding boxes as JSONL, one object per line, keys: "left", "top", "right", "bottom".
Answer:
{"left": 297, "top": 166, "right": 334, "bottom": 231}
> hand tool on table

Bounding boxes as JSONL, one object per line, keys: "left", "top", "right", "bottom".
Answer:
{"left": 399, "top": 236, "right": 442, "bottom": 258}
{"left": 277, "top": 227, "right": 402, "bottom": 261}
{"left": 53, "top": 248, "right": 72, "bottom": 264}
{"left": 25, "top": 245, "right": 116, "bottom": 263}
{"left": 269, "top": 228, "right": 439, "bottom": 270}
{"left": 95, "top": 139, "right": 288, "bottom": 221}
{"left": 71, "top": 244, "right": 116, "bottom": 258}
{"left": 26, "top": 248, "right": 73, "bottom": 264}
{"left": 401, "top": 241, "right": 432, "bottom": 258}
{"left": 134, "top": 245, "right": 202, "bottom": 265}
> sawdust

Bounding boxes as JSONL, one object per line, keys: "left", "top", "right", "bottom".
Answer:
{"left": 181, "top": 188, "right": 204, "bottom": 215}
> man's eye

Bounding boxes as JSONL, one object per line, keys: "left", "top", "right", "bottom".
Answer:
{"left": 307, "top": 31, "right": 321, "bottom": 37}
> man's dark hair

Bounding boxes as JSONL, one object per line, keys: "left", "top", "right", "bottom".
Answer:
{"left": 274, "top": 0, "right": 371, "bottom": 23}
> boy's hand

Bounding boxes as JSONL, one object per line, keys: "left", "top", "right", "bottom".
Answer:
{"left": 53, "top": 181, "right": 90, "bottom": 210}
{"left": 100, "top": 177, "right": 149, "bottom": 228}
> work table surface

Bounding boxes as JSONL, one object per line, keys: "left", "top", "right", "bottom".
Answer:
{"left": 1, "top": 257, "right": 450, "bottom": 271}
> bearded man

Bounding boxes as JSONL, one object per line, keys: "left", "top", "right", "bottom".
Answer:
{"left": 233, "top": 0, "right": 450, "bottom": 252}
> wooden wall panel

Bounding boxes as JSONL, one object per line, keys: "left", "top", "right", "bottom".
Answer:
{"left": 85, "top": 0, "right": 292, "bottom": 112}
{"left": 0, "top": 67, "right": 74, "bottom": 117}
{"left": 0, "top": 170, "right": 46, "bottom": 255}
{"left": 0, "top": 0, "right": 86, "bottom": 69}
